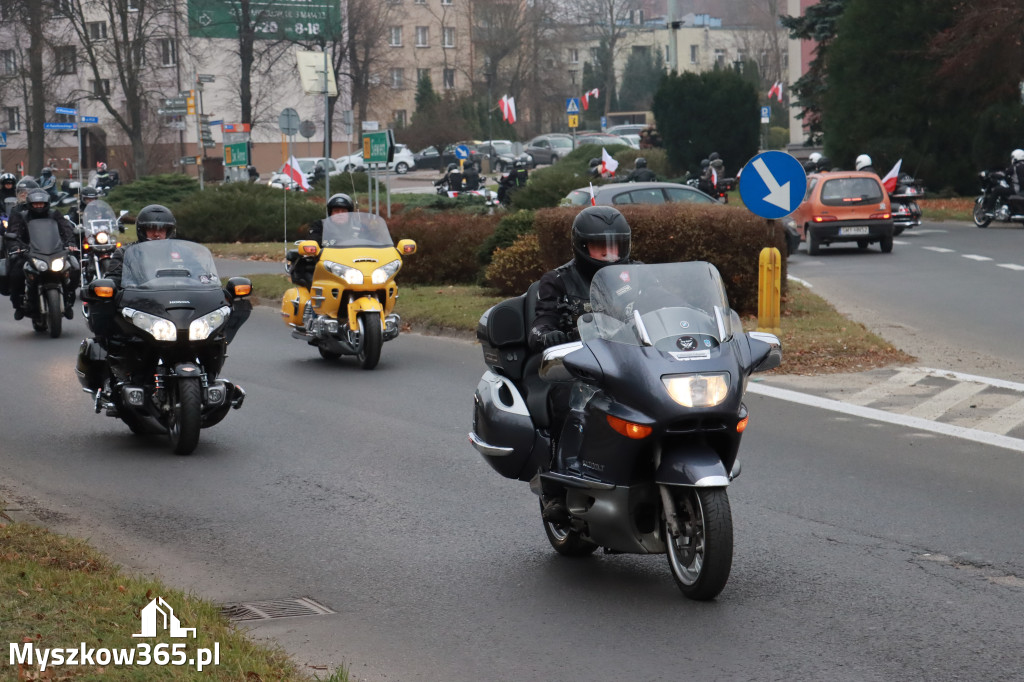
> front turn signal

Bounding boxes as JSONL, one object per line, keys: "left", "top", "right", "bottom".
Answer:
{"left": 606, "top": 414, "right": 652, "bottom": 440}
{"left": 736, "top": 416, "right": 749, "bottom": 433}
{"left": 94, "top": 286, "right": 115, "bottom": 298}
{"left": 233, "top": 283, "right": 252, "bottom": 297}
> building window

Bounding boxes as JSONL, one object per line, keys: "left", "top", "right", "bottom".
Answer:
{"left": 417, "top": 68, "right": 430, "bottom": 83}
{"left": 416, "top": 26, "right": 428, "bottom": 47}
{"left": 714, "top": 48, "right": 726, "bottom": 66}
{"left": 91, "top": 78, "right": 111, "bottom": 96}
{"left": 441, "top": 0, "right": 451, "bottom": 5}
{"left": 54, "top": 46, "right": 76, "bottom": 74}
{"left": 51, "top": 0, "right": 72, "bottom": 17}
{"left": 443, "top": 68, "right": 455, "bottom": 89}
{"left": 393, "top": 110, "right": 407, "bottom": 128}
{"left": 443, "top": 27, "right": 455, "bottom": 48}
{"left": 0, "top": 49, "right": 16, "bottom": 76}
{"left": 127, "top": 0, "right": 139, "bottom": 9}
{"left": 87, "top": 21, "right": 107, "bottom": 41}
{"left": 158, "top": 38, "right": 176, "bottom": 66}
{"left": 690, "top": 45, "right": 698, "bottom": 64}
{"left": 390, "top": 26, "right": 402, "bottom": 46}
{"left": 56, "top": 103, "right": 75, "bottom": 124}
{"left": 5, "top": 106, "right": 20, "bottom": 131}
{"left": 390, "top": 68, "right": 404, "bottom": 89}
{"left": 568, "top": 48, "right": 578, "bottom": 64}
{"left": 415, "top": 0, "right": 425, "bottom": 3}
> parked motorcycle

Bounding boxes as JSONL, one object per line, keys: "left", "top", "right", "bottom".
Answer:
{"left": 280, "top": 211, "right": 417, "bottom": 369}
{"left": 469, "top": 261, "right": 781, "bottom": 600}
{"left": 973, "top": 169, "right": 1024, "bottom": 228}
{"left": 11, "top": 218, "right": 78, "bottom": 337}
{"left": 77, "top": 199, "right": 125, "bottom": 291}
{"left": 76, "top": 239, "right": 251, "bottom": 455}
{"left": 889, "top": 173, "right": 924, "bottom": 235}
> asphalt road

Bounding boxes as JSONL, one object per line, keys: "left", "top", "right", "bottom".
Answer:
{"left": 1, "top": 294, "right": 1022, "bottom": 681}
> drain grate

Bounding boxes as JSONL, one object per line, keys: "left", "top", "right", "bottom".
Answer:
{"left": 221, "top": 597, "right": 334, "bottom": 622}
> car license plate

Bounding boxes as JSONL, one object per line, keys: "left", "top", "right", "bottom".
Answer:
{"left": 839, "top": 226, "right": 870, "bottom": 236}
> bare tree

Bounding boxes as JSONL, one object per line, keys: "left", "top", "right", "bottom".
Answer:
{"left": 339, "top": 0, "right": 398, "bottom": 135}
{"left": 570, "top": 0, "right": 642, "bottom": 116}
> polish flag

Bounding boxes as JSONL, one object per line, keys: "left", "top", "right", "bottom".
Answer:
{"left": 283, "top": 155, "right": 310, "bottom": 191}
{"left": 499, "top": 95, "right": 517, "bottom": 124}
{"left": 589, "top": 183, "right": 597, "bottom": 206}
{"left": 881, "top": 159, "right": 902, "bottom": 193}
{"left": 600, "top": 147, "right": 618, "bottom": 176}
{"left": 768, "top": 81, "right": 783, "bottom": 102}
{"left": 711, "top": 167, "right": 718, "bottom": 189}
{"left": 583, "top": 88, "right": 600, "bottom": 111}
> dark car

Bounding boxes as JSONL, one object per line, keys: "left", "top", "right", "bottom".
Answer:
{"left": 477, "top": 140, "right": 534, "bottom": 173}
{"left": 524, "top": 134, "right": 574, "bottom": 165}
{"left": 563, "top": 181, "right": 720, "bottom": 207}
{"left": 574, "top": 132, "right": 634, "bottom": 149}
{"left": 413, "top": 142, "right": 483, "bottom": 172}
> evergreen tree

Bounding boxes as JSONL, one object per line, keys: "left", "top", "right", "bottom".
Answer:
{"left": 618, "top": 50, "right": 665, "bottom": 112}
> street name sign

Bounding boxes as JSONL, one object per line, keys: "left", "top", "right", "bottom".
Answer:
{"left": 44, "top": 122, "right": 77, "bottom": 130}
{"left": 738, "top": 151, "right": 807, "bottom": 220}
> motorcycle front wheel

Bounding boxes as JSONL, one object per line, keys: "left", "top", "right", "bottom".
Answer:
{"left": 45, "top": 288, "right": 62, "bottom": 338}
{"left": 973, "top": 197, "right": 992, "bottom": 228}
{"left": 168, "top": 377, "right": 202, "bottom": 455}
{"left": 665, "top": 487, "right": 733, "bottom": 601}
{"left": 357, "top": 313, "right": 382, "bottom": 370}
{"left": 540, "top": 499, "right": 598, "bottom": 557}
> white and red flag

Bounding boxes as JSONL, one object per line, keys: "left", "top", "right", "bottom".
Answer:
{"left": 283, "top": 155, "right": 310, "bottom": 191}
{"left": 583, "top": 88, "right": 600, "bottom": 110}
{"left": 499, "top": 95, "right": 517, "bottom": 124}
{"left": 881, "top": 159, "right": 902, "bottom": 193}
{"left": 600, "top": 147, "right": 618, "bottom": 176}
{"left": 589, "top": 183, "right": 597, "bottom": 206}
{"left": 767, "top": 81, "right": 783, "bottom": 102}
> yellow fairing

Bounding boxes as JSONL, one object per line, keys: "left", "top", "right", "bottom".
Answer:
{"left": 307, "top": 245, "right": 401, "bottom": 322}
{"left": 280, "top": 286, "right": 310, "bottom": 326}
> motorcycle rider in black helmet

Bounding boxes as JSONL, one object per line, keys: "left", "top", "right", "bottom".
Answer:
{"left": 67, "top": 186, "right": 100, "bottom": 225}
{"left": 0, "top": 172, "right": 17, "bottom": 207}
{"left": 6, "top": 188, "right": 80, "bottom": 318}
{"left": 625, "top": 156, "right": 657, "bottom": 182}
{"left": 290, "top": 193, "right": 354, "bottom": 289}
{"left": 529, "top": 205, "right": 635, "bottom": 515}
{"left": 435, "top": 163, "right": 463, "bottom": 193}
{"left": 9, "top": 177, "right": 38, "bottom": 225}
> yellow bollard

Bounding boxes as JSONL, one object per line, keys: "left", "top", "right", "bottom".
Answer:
{"left": 758, "top": 246, "right": 781, "bottom": 335}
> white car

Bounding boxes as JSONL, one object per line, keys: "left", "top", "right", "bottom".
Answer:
{"left": 336, "top": 144, "right": 416, "bottom": 175}
{"left": 267, "top": 157, "right": 342, "bottom": 188}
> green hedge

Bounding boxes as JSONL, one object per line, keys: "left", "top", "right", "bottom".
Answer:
{"left": 485, "top": 204, "right": 787, "bottom": 315}
{"left": 172, "top": 182, "right": 324, "bottom": 242}
{"left": 383, "top": 208, "right": 500, "bottom": 285}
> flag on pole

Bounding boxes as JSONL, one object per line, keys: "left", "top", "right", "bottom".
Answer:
{"left": 589, "top": 183, "right": 597, "bottom": 206}
{"left": 499, "top": 95, "right": 517, "bottom": 124}
{"left": 600, "top": 147, "right": 618, "bottom": 176}
{"left": 775, "top": 81, "right": 783, "bottom": 102}
{"left": 283, "top": 155, "right": 310, "bottom": 191}
{"left": 583, "top": 88, "right": 600, "bottom": 111}
{"left": 711, "top": 167, "right": 718, "bottom": 189}
{"left": 767, "top": 82, "right": 780, "bottom": 100}
{"left": 881, "top": 159, "right": 902, "bottom": 193}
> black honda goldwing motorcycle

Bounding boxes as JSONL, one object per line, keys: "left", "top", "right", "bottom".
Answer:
{"left": 470, "top": 262, "right": 781, "bottom": 600}
{"left": 889, "top": 173, "right": 924, "bottom": 235}
{"left": 973, "top": 169, "right": 1024, "bottom": 228}
{"left": 76, "top": 239, "right": 252, "bottom": 455}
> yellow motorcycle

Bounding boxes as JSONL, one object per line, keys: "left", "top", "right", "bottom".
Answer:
{"left": 280, "top": 211, "right": 416, "bottom": 369}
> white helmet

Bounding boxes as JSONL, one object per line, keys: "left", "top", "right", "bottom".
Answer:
{"left": 855, "top": 154, "right": 872, "bottom": 171}
{"left": 808, "top": 152, "right": 822, "bottom": 164}
{"left": 1011, "top": 149, "right": 1024, "bottom": 163}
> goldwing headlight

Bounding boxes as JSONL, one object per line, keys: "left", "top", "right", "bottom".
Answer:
{"left": 189, "top": 305, "right": 231, "bottom": 340}
{"left": 371, "top": 259, "right": 401, "bottom": 284}
{"left": 323, "top": 260, "right": 363, "bottom": 285}
{"left": 123, "top": 307, "right": 176, "bottom": 341}
{"left": 662, "top": 372, "right": 730, "bottom": 408}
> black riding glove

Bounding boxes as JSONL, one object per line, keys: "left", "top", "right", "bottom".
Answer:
{"left": 541, "top": 330, "right": 568, "bottom": 348}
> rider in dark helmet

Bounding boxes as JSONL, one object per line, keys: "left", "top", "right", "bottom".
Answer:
{"left": 587, "top": 157, "right": 601, "bottom": 178}
{"left": 105, "top": 204, "right": 177, "bottom": 289}
{"left": 6, "top": 188, "right": 79, "bottom": 318}
{"left": 309, "top": 193, "right": 354, "bottom": 246}
{"left": 9, "top": 177, "right": 38, "bottom": 225}
{"left": 67, "top": 185, "right": 100, "bottom": 225}
{"left": 625, "top": 156, "right": 657, "bottom": 182}
{"left": 289, "top": 193, "right": 356, "bottom": 289}
{"left": 0, "top": 172, "right": 17, "bottom": 207}
{"left": 435, "top": 162, "right": 463, "bottom": 193}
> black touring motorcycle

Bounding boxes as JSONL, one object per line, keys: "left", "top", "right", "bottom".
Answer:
{"left": 470, "top": 262, "right": 781, "bottom": 600}
{"left": 76, "top": 239, "right": 252, "bottom": 455}
{"left": 12, "top": 218, "right": 78, "bottom": 337}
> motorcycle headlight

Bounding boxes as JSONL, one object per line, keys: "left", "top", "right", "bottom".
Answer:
{"left": 371, "top": 259, "right": 401, "bottom": 285}
{"left": 323, "top": 260, "right": 364, "bottom": 285}
{"left": 94, "top": 231, "right": 109, "bottom": 245}
{"left": 662, "top": 372, "right": 730, "bottom": 408}
{"left": 50, "top": 257, "right": 65, "bottom": 272}
{"left": 189, "top": 305, "right": 231, "bottom": 340}
{"left": 123, "top": 307, "right": 177, "bottom": 341}
{"left": 32, "top": 258, "right": 48, "bottom": 271}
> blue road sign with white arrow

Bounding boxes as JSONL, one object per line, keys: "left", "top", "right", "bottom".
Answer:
{"left": 738, "top": 150, "right": 807, "bottom": 220}
{"left": 455, "top": 144, "right": 469, "bottom": 160}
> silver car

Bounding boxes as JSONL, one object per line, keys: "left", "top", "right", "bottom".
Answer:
{"left": 563, "top": 181, "right": 720, "bottom": 207}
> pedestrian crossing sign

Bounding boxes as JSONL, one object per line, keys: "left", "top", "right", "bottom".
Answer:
{"left": 566, "top": 98, "right": 580, "bottom": 114}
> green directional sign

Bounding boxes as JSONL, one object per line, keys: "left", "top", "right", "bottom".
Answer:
{"left": 362, "top": 131, "right": 391, "bottom": 164}
{"left": 188, "top": 0, "right": 342, "bottom": 41}
{"left": 224, "top": 142, "right": 248, "bottom": 167}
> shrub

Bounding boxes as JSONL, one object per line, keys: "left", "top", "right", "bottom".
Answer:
{"left": 386, "top": 208, "right": 499, "bottom": 284}
{"left": 312, "top": 171, "right": 370, "bottom": 196}
{"left": 104, "top": 173, "right": 200, "bottom": 216}
{"left": 510, "top": 164, "right": 597, "bottom": 210}
{"left": 484, "top": 233, "right": 546, "bottom": 294}
{"left": 171, "top": 182, "right": 324, "bottom": 243}
{"left": 477, "top": 209, "right": 536, "bottom": 266}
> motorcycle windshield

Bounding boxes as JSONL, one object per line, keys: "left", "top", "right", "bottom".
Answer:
{"left": 120, "top": 239, "right": 221, "bottom": 289}
{"left": 81, "top": 200, "right": 118, "bottom": 236}
{"left": 580, "top": 262, "right": 741, "bottom": 349}
{"left": 321, "top": 211, "right": 394, "bottom": 248}
{"left": 27, "top": 219, "right": 64, "bottom": 256}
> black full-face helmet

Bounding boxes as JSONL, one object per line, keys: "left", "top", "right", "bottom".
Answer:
{"left": 326, "top": 193, "right": 354, "bottom": 214}
{"left": 135, "top": 204, "right": 176, "bottom": 242}
{"left": 26, "top": 189, "right": 51, "bottom": 218}
{"left": 0, "top": 172, "right": 16, "bottom": 189}
{"left": 589, "top": 158, "right": 600, "bottom": 168}
{"left": 635, "top": 157, "right": 647, "bottom": 169}
{"left": 16, "top": 177, "right": 38, "bottom": 202}
{"left": 571, "top": 205, "right": 631, "bottom": 280}
{"left": 446, "top": 163, "right": 458, "bottom": 173}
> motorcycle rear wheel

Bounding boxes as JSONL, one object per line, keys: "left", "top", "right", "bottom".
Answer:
{"left": 665, "top": 487, "right": 732, "bottom": 601}
{"left": 973, "top": 197, "right": 992, "bottom": 228}
{"left": 540, "top": 499, "right": 598, "bottom": 557}
{"left": 168, "top": 377, "right": 202, "bottom": 455}
{"left": 45, "top": 288, "right": 62, "bottom": 338}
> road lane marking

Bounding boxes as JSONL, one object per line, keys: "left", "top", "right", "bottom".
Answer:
{"left": 962, "top": 254, "right": 993, "bottom": 261}
{"left": 997, "top": 263, "right": 1024, "bottom": 271}
{"left": 976, "top": 398, "right": 1024, "bottom": 435}
{"left": 747, "top": 382, "right": 1024, "bottom": 453}
{"left": 904, "top": 381, "right": 986, "bottom": 420}
{"left": 846, "top": 367, "right": 924, "bottom": 406}
{"left": 923, "top": 246, "right": 955, "bottom": 253}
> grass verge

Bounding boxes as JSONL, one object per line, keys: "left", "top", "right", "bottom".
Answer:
{"left": 0, "top": 519, "right": 348, "bottom": 681}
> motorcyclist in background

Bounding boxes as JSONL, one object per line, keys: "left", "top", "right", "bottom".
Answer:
{"left": 462, "top": 163, "right": 481, "bottom": 191}
{"left": 435, "top": 163, "right": 463, "bottom": 193}
{"left": 38, "top": 167, "right": 57, "bottom": 201}
{"left": 1006, "top": 149, "right": 1024, "bottom": 214}
{"left": 5, "top": 189, "right": 79, "bottom": 318}
{"left": 625, "top": 157, "right": 657, "bottom": 182}
{"left": 67, "top": 186, "right": 100, "bottom": 225}
{"left": 697, "top": 159, "right": 714, "bottom": 195}
{"left": 0, "top": 173, "right": 17, "bottom": 207}
{"left": 94, "top": 162, "right": 114, "bottom": 193}
{"left": 9, "top": 177, "right": 38, "bottom": 224}
{"left": 855, "top": 154, "right": 875, "bottom": 173}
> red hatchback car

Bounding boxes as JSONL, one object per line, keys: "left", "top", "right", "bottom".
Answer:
{"left": 788, "top": 171, "right": 894, "bottom": 254}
